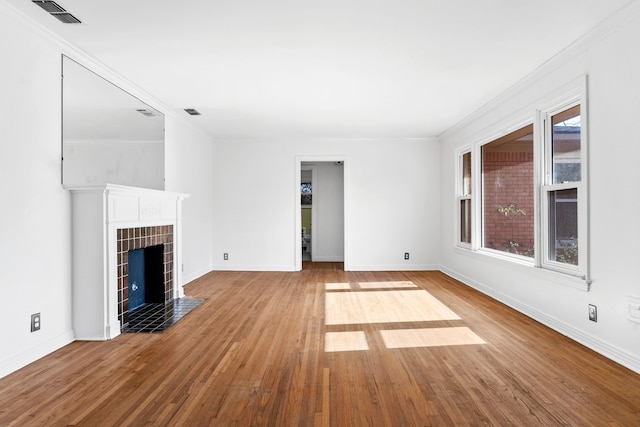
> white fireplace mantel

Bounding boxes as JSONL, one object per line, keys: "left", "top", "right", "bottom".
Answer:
{"left": 69, "top": 184, "right": 189, "bottom": 340}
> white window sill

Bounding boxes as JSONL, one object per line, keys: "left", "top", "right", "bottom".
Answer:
{"left": 453, "top": 245, "right": 590, "bottom": 292}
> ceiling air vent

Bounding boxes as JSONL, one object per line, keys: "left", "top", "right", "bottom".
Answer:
{"left": 184, "top": 108, "right": 201, "bottom": 116}
{"left": 52, "top": 12, "right": 81, "bottom": 24}
{"left": 32, "top": 1, "right": 82, "bottom": 24}
{"left": 136, "top": 109, "right": 159, "bottom": 117}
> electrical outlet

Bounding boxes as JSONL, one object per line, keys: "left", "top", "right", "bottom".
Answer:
{"left": 628, "top": 300, "right": 640, "bottom": 323}
{"left": 404, "top": 252, "right": 410, "bottom": 260}
{"left": 31, "top": 313, "right": 41, "bottom": 332}
{"left": 224, "top": 253, "right": 229, "bottom": 261}
{"left": 588, "top": 304, "right": 597, "bottom": 322}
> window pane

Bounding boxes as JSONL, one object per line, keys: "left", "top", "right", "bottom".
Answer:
{"left": 462, "top": 152, "right": 471, "bottom": 196}
{"left": 552, "top": 105, "right": 581, "bottom": 184}
{"left": 548, "top": 188, "right": 578, "bottom": 265}
{"left": 301, "top": 182, "right": 312, "bottom": 205}
{"left": 482, "top": 125, "right": 534, "bottom": 257}
{"left": 460, "top": 199, "right": 471, "bottom": 244}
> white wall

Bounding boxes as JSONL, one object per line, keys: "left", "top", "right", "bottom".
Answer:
{"left": 312, "top": 162, "right": 344, "bottom": 262}
{"left": 0, "top": 7, "right": 74, "bottom": 379}
{"left": 0, "top": 6, "right": 215, "bottom": 378}
{"left": 211, "top": 138, "right": 440, "bottom": 271}
{"left": 165, "top": 116, "right": 214, "bottom": 283}
{"left": 439, "top": 2, "right": 640, "bottom": 373}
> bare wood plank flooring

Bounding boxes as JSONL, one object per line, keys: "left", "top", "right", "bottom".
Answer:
{"left": 1, "top": 263, "right": 640, "bottom": 425}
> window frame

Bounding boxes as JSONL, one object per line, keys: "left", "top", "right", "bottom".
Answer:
{"left": 456, "top": 149, "right": 473, "bottom": 248}
{"left": 454, "top": 76, "right": 589, "bottom": 283}
{"left": 537, "top": 84, "right": 588, "bottom": 278}
{"left": 479, "top": 123, "right": 535, "bottom": 262}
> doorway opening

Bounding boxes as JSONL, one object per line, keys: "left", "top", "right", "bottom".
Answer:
{"left": 297, "top": 158, "right": 346, "bottom": 271}
{"left": 301, "top": 169, "right": 313, "bottom": 261}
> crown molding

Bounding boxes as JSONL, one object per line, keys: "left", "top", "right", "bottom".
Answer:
{"left": 440, "top": 0, "right": 640, "bottom": 142}
{"left": 0, "top": 0, "right": 212, "bottom": 142}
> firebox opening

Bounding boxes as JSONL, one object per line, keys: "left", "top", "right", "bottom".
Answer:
{"left": 128, "top": 244, "right": 165, "bottom": 310}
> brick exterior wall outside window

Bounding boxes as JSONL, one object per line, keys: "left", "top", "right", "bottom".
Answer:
{"left": 483, "top": 152, "right": 534, "bottom": 256}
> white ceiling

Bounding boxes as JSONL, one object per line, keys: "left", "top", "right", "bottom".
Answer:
{"left": 4, "top": 0, "right": 635, "bottom": 139}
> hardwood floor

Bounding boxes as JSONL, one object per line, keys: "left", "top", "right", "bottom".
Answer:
{"left": 2, "top": 263, "right": 640, "bottom": 425}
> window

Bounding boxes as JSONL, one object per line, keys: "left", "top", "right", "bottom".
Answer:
{"left": 301, "top": 182, "right": 312, "bottom": 205}
{"left": 542, "top": 104, "right": 584, "bottom": 274}
{"left": 455, "top": 77, "right": 588, "bottom": 281}
{"left": 481, "top": 125, "right": 534, "bottom": 258}
{"left": 458, "top": 151, "right": 472, "bottom": 245}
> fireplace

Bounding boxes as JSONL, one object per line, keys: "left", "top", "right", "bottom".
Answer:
{"left": 117, "top": 226, "right": 174, "bottom": 329}
{"left": 69, "top": 184, "right": 188, "bottom": 340}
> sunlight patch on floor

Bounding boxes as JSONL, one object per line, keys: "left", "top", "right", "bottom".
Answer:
{"left": 380, "top": 327, "right": 486, "bottom": 349}
{"left": 325, "top": 331, "right": 369, "bottom": 352}
{"left": 325, "top": 282, "right": 351, "bottom": 290}
{"left": 325, "top": 290, "right": 460, "bottom": 325}
{"left": 323, "top": 281, "right": 486, "bottom": 352}
{"left": 358, "top": 281, "right": 418, "bottom": 289}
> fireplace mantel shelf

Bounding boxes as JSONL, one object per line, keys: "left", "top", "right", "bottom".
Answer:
{"left": 69, "top": 184, "right": 189, "bottom": 340}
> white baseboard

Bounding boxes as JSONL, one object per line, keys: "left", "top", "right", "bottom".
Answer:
{"left": 348, "top": 264, "right": 440, "bottom": 271}
{"left": 310, "top": 256, "right": 344, "bottom": 262}
{"left": 212, "top": 264, "right": 296, "bottom": 272}
{"left": 440, "top": 266, "right": 640, "bottom": 375}
{"left": 182, "top": 267, "right": 213, "bottom": 285}
{"left": 0, "top": 330, "right": 74, "bottom": 380}
{"left": 7, "top": 267, "right": 636, "bottom": 381}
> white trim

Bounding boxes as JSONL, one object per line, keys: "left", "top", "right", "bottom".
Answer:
{"left": 312, "top": 255, "right": 346, "bottom": 262}
{"left": 349, "top": 264, "right": 440, "bottom": 272}
{"left": 68, "top": 185, "right": 189, "bottom": 340}
{"left": 452, "top": 246, "right": 589, "bottom": 291}
{"left": 476, "top": 247, "right": 535, "bottom": 267}
{"left": 295, "top": 155, "right": 349, "bottom": 271}
{"left": 311, "top": 167, "right": 318, "bottom": 261}
{"left": 182, "top": 267, "right": 214, "bottom": 286}
{"left": 0, "top": 1, "right": 209, "bottom": 142}
{"left": 439, "top": 0, "right": 640, "bottom": 144}
{"left": 477, "top": 119, "right": 534, "bottom": 256}
{"left": 453, "top": 76, "right": 590, "bottom": 283}
{"left": 537, "top": 77, "right": 588, "bottom": 280}
{"left": 0, "top": 331, "right": 75, "bottom": 380}
{"left": 213, "top": 264, "right": 297, "bottom": 272}
{"left": 456, "top": 195, "right": 472, "bottom": 248}
{"left": 440, "top": 266, "right": 640, "bottom": 374}
{"left": 455, "top": 147, "right": 473, "bottom": 249}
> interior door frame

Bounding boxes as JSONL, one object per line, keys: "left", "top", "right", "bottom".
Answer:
{"left": 300, "top": 164, "right": 315, "bottom": 261}
{"left": 295, "top": 155, "right": 348, "bottom": 271}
